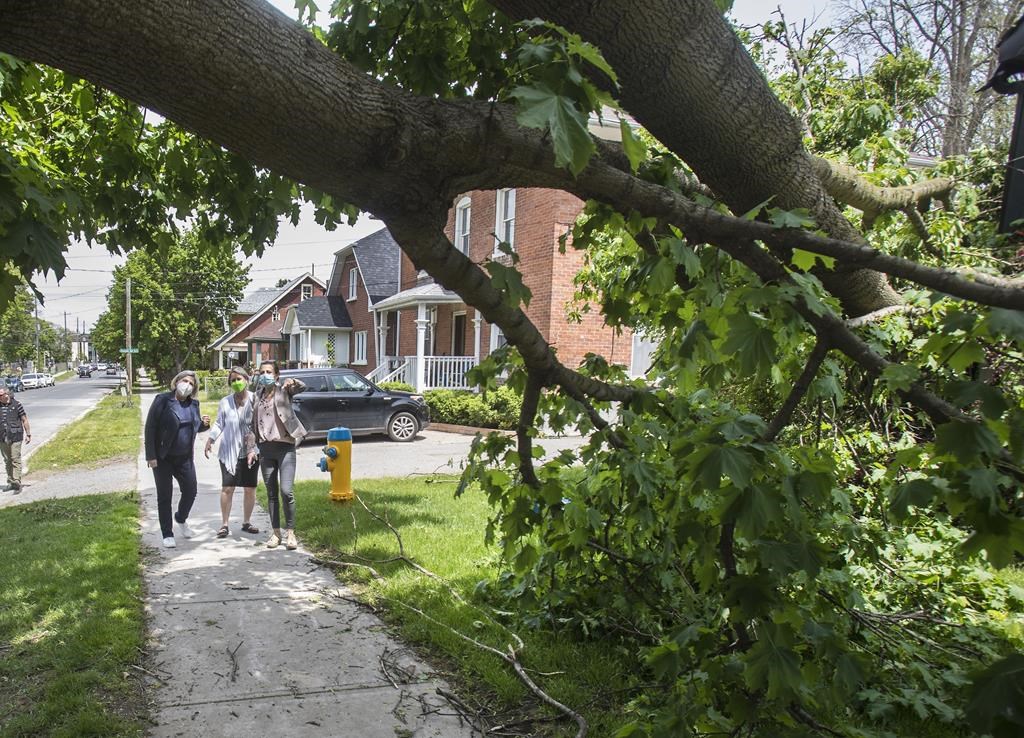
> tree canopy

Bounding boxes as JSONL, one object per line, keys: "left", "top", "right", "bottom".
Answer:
{"left": 91, "top": 232, "right": 248, "bottom": 383}
{"left": 2, "top": 1, "right": 1024, "bottom": 735}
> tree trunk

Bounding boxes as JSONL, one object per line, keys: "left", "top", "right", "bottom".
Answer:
{"left": 491, "top": 0, "right": 902, "bottom": 316}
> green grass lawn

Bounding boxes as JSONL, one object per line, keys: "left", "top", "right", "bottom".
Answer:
{"left": 0, "top": 493, "right": 147, "bottom": 737}
{"left": 294, "top": 476, "right": 634, "bottom": 736}
{"left": 30, "top": 393, "right": 141, "bottom": 471}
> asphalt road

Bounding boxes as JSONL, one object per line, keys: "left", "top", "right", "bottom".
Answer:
{"left": 17, "top": 371, "right": 127, "bottom": 459}
{"left": 291, "top": 428, "right": 587, "bottom": 482}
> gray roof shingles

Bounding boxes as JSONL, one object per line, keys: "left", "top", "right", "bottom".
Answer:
{"left": 293, "top": 296, "right": 353, "bottom": 328}
{"left": 352, "top": 229, "right": 400, "bottom": 304}
{"left": 236, "top": 287, "right": 279, "bottom": 315}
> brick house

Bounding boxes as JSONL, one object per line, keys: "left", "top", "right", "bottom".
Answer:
{"left": 209, "top": 273, "right": 326, "bottom": 369}
{"left": 311, "top": 186, "right": 638, "bottom": 391}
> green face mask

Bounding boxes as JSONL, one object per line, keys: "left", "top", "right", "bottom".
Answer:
{"left": 230, "top": 379, "right": 247, "bottom": 393}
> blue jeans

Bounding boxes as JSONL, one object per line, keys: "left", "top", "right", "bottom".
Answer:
{"left": 152, "top": 453, "right": 198, "bottom": 538}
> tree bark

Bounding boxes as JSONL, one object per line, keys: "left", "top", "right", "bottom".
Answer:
{"left": 491, "top": 0, "right": 903, "bottom": 316}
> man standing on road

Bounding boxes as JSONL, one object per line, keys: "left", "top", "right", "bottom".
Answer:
{"left": 0, "top": 385, "right": 31, "bottom": 494}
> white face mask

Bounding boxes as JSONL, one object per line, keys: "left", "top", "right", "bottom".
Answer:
{"left": 176, "top": 381, "right": 194, "bottom": 397}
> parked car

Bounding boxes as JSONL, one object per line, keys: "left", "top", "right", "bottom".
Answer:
{"left": 106, "top": 365, "right": 118, "bottom": 375}
{"left": 41, "top": 373, "right": 54, "bottom": 386}
{"left": 78, "top": 365, "right": 92, "bottom": 377}
{"left": 4, "top": 375, "right": 23, "bottom": 392}
{"left": 280, "top": 368, "right": 430, "bottom": 442}
{"left": 20, "top": 373, "right": 43, "bottom": 389}
{"left": 96, "top": 363, "right": 107, "bottom": 371}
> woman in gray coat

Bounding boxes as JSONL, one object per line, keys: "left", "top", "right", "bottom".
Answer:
{"left": 246, "top": 361, "right": 306, "bottom": 550}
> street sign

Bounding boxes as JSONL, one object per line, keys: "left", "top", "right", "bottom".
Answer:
{"left": 120, "top": 348, "right": 140, "bottom": 353}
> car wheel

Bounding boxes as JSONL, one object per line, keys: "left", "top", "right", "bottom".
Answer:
{"left": 387, "top": 411, "right": 418, "bottom": 442}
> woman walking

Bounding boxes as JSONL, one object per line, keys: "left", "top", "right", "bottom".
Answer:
{"left": 145, "top": 370, "right": 210, "bottom": 548}
{"left": 204, "top": 366, "right": 260, "bottom": 539}
{"left": 246, "top": 361, "right": 306, "bottom": 550}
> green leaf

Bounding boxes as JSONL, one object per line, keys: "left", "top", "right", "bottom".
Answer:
{"left": 619, "top": 119, "right": 645, "bottom": 172}
{"left": 721, "top": 312, "right": 777, "bottom": 377}
{"left": 791, "top": 248, "right": 835, "bottom": 271}
{"left": 879, "top": 363, "right": 919, "bottom": 393}
{"left": 986, "top": 308, "right": 1024, "bottom": 343}
{"left": 945, "top": 339, "right": 985, "bottom": 372}
{"left": 966, "top": 654, "right": 1024, "bottom": 737}
{"left": 934, "top": 420, "right": 1003, "bottom": 463}
{"left": 890, "top": 478, "right": 938, "bottom": 519}
{"left": 509, "top": 83, "right": 596, "bottom": 175}
{"left": 768, "top": 207, "right": 816, "bottom": 229}
{"left": 743, "top": 623, "right": 802, "bottom": 701}
{"left": 722, "top": 484, "right": 782, "bottom": 537}
{"left": 485, "top": 260, "right": 532, "bottom": 308}
{"left": 697, "top": 446, "right": 753, "bottom": 490}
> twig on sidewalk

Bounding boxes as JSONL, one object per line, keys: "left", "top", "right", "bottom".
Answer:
{"left": 227, "top": 640, "right": 243, "bottom": 682}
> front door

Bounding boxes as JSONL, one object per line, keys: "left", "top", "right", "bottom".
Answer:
{"left": 451, "top": 313, "right": 467, "bottom": 356}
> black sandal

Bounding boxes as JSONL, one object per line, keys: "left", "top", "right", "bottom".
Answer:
{"left": 216, "top": 525, "right": 229, "bottom": 538}
{"left": 241, "top": 522, "right": 260, "bottom": 534}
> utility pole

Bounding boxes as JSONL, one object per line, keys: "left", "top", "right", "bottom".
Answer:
{"left": 33, "top": 298, "right": 39, "bottom": 371}
{"left": 63, "top": 311, "right": 68, "bottom": 371}
{"left": 125, "top": 277, "right": 134, "bottom": 406}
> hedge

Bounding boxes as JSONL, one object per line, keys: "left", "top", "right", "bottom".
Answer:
{"left": 424, "top": 386, "right": 522, "bottom": 430}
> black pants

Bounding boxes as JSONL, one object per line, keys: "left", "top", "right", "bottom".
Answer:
{"left": 153, "top": 453, "right": 198, "bottom": 538}
{"left": 258, "top": 441, "right": 296, "bottom": 530}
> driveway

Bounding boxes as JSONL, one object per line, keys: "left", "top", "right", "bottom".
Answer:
{"left": 291, "top": 429, "right": 587, "bottom": 481}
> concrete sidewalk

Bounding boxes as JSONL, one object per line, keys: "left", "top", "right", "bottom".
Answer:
{"left": 138, "top": 387, "right": 477, "bottom": 737}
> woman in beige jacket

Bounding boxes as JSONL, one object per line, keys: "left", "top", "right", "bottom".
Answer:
{"left": 247, "top": 361, "right": 306, "bottom": 550}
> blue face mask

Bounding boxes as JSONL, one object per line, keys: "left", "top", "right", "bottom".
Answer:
{"left": 257, "top": 374, "right": 276, "bottom": 387}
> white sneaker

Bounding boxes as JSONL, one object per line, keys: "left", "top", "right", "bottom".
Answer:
{"left": 162, "top": 536, "right": 176, "bottom": 548}
{"left": 266, "top": 533, "right": 281, "bottom": 549}
{"left": 176, "top": 520, "right": 195, "bottom": 538}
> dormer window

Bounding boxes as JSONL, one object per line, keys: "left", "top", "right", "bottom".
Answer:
{"left": 301, "top": 284, "right": 313, "bottom": 301}
{"left": 348, "top": 267, "right": 358, "bottom": 300}
{"left": 494, "top": 188, "right": 515, "bottom": 253}
{"left": 455, "top": 196, "right": 471, "bottom": 255}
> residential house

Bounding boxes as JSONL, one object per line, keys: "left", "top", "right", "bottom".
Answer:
{"left": 302, "top": 186, "right": 636, "bottom": 391}
{"left": 208, "top": 273, "right": 326, "bottom": 369}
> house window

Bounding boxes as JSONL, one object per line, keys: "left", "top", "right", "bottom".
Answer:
{"left": 489, "top": 324, "right": 507, "bottom": 352}
{"left": 301, "top": 284, "right": 313, "bottom": 301}
{"left": 353, "top": 330, "right": 367, "bottom": 365}
{"left": 494, "top": 188, "right": 516, "bottom": 253}
{"left": 271, "top": 307, "right": 280, "bottom": 322}
{"left": 348, "top": 268, "right": 358, "bottom": 300}
{"left": 455, "top": 197, "right": 471, "bottom": 255}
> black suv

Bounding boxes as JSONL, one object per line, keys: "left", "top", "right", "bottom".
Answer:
{"left": 279, "top": 368, "right": 429, "bottom": 442}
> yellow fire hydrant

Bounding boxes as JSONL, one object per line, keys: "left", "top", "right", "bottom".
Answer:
{"left": 318, "top": 427, "right": 354, "bottom": 502}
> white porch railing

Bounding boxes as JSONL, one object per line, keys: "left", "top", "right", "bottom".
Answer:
{"left": 371, "top": 355, "right": 477, "bottom": 390}
{"left": 423, "top": 355, "right": 476, "bottom": 390}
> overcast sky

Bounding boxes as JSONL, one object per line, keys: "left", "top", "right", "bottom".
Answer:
{"left": 35, "top": 0, "right": 832, "bottom": 334}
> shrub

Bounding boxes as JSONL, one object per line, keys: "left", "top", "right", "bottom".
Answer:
{"left": 378, "top": 381, "right": 416, "bottom": 392}
{"left": 424, "top": 387, "right": 522, "bottom": 430}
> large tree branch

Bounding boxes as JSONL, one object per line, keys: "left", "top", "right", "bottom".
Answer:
{"left": 5, "top": 0, "right": 1022, "bottom": 321}
{"left": 810, "top": 157, "right": 954, "bottom": 215}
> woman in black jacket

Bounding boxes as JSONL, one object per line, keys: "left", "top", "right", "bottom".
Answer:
{"left": 145, "top": 370, "right": 210, "bottom": 548}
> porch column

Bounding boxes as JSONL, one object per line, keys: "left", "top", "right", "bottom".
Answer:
{"left": 378, "top": 311, "right": 390, "bottom": 363}
{"left": 473, "top": 310, "right": 482, "bottom": 363}
{"left": 414, "top": 303, "right": 429, "bottom": 391}
{"left": 307, "top": 328, "right": 313, "bottom": 366}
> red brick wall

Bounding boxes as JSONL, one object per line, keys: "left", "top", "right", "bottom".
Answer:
{"left": 240, "top": 278, "right": 323, "bottom": 342}
{"left": 339, "top": 254, "right": 377, "bottom": 367}
{"left": 395, "top": 188, "right": 634, "bottom": 370}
